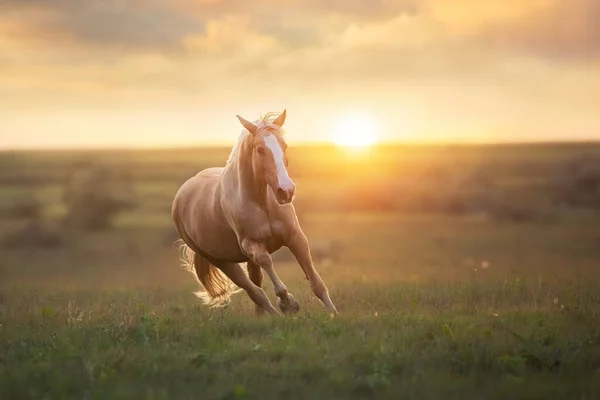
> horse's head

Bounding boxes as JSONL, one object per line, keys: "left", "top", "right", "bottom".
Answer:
{"left": 236, "top": 110, "right": 296, "bottom": 205}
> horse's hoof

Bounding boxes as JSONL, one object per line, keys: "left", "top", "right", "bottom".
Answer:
{"left": 277, "top": 293, "right": 300, "bottom": 314}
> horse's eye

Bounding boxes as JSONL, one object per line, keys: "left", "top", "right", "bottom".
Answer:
{"left": 257, "top": 147, "right": 265, "bottom": 155}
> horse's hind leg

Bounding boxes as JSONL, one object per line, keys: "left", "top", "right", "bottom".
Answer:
{"left": 247, "top": 262, "right": 266, "bottom": 315}
{"left": 241, "top": 240, "right": 299, "bottom": 314}
{"left": 216, "top": 261, "right": 280, "bottom": 315}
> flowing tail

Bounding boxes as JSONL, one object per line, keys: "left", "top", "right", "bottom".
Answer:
{"left": 176, "top": 239, "right": 242, "bottom": 307}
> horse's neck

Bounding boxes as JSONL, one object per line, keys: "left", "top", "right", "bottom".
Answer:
{"left": 226, "top": 137, "right": 268, "bottom": 206}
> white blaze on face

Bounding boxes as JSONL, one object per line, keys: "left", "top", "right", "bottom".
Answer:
{"left": 263, "top": 134, "right": 294, "bottom": 191}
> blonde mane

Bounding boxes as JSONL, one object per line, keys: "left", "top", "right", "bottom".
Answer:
{"left": 227, "top": 112, "right": 285, "bottom": 165}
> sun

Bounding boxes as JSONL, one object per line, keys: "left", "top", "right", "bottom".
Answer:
{"left": 332, "top": 113, "right": 381, "bottom": 149}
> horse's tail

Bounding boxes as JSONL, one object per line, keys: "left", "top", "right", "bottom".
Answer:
{"left": 176, "top": 239, "right": 242, "bottom": 308}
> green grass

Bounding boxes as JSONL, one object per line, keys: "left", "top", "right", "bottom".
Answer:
{"left": 2, "top": 213, "right": 600, "bottom": 399}
{"left": 1, "top": 143, "right": 600, "bottom": 399}
{"left": 1, "top": 282, "right": 599, "bottom": 399}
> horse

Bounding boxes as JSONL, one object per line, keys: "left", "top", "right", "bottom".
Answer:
{"left": 171, "top": 109, "right": 338, "bottom": 317}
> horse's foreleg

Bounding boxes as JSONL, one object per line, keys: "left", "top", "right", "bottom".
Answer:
{"left": 241, "top": 240, "right": 299, "bottom": 314}
{"left": 247, "top": 261, "right": 266, "bottom": 315}
{"left": 288, "top": 231, "right": 339, "bottom": 317}
{"left": 216, "top": 262, "right": 280, "bottom": 315}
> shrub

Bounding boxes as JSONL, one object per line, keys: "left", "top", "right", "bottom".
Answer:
{"left": 553, "top": 154, "right": 600, "bottom": 209}
{"left": 0, "top": 219, "right": 62, "bottom": 249}
{"left": 0, "top": 196, "right": 42, "bottom": 220}
{"left": 62, "top": 162, "right": 139, "bottom": 230}
{"left": 406, "top": 168, "right": 545, "bottom": 222}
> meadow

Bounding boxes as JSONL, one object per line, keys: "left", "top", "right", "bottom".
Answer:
{"left": 1, "top": 142, "right": 600, "bottom": 399}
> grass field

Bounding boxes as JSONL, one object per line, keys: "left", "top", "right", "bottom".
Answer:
{"left": 1, "top": 143, "right": 600, "bottom": 399}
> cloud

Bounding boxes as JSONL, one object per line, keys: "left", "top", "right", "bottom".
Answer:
{"left": 484, "top": 1, "right": 600, "bottom": 59}
{"left": 171, "top": 0, "right": 418, "bottom": 21}
{"left": 0, "top": 0, "right": 204, "bottom": 50}
{"left": 427, "top": 0, "right": 600, "bottom": 59}
{"left": 1, "top": 0, "right": 599, "bottom": 110}
{"left": 0, "top": 0, "right": 418, "bottom": 50}
{"left": 2, "top": 0, "right": 598, "bottom": 58}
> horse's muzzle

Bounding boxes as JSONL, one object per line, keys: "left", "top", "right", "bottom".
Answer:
{"left": 276, "top": 187, "right": 296, "bottom": 204}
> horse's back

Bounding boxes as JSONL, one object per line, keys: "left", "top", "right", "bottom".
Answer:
{"left": 195, "top": 167, "right": 223, "bottom": 178}
{"left": 172, "top": 167, "right": 221, "bottom": 211}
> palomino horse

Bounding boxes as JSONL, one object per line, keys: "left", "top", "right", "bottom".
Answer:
{"left": 172, "top": 110, "right": 338, "bottom": 316}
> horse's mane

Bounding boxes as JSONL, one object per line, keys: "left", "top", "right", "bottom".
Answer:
{"left": 227, "top": 112, "right": 285, "bottom": 165}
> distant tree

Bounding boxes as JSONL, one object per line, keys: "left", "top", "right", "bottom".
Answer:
{"left": 554, "top": 155, "right": 600, "bottom": 209}
{"left": 62, "top": 162, "right": 138, "bottom": 230}
{"left": 0, "top": 196, "right": 41, "bottom": 220}
{"left": 0, "top": 196, "right": 62, "bottom": 249}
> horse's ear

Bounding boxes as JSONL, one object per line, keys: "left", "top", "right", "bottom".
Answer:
{"left": 272, "top": 109, "right": 286, "bottom": 127}
{"left": 236, "top": 115, "right": 258, "bottom": 134}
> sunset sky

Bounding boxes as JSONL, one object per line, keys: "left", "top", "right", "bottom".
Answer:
{"left": 1, "top": 0, "right": 599, "bottom": 149}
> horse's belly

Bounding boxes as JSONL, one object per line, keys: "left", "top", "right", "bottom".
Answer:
{"left": 191, "top": 207, "right": 247, "bottom": 263}
{"left": 195, "top": 221, "right": 246, "bottom": 263}
{"left": 174, "top": 173, "right": 247, "bottom": 263}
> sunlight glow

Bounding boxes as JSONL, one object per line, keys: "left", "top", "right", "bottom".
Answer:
{"left": 332, "top": 113, "right": 381, "bottom": 149}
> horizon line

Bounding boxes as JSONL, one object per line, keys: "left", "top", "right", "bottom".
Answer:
{"left": 1, "top": 138, "right": 599, "bottom": 152}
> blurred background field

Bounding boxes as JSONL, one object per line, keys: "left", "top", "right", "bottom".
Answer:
{"left": 2, "top": 142, "right": 600, "bottom": 290}
{"left": 1, "top": 142, "right": 600, "bottom": 399}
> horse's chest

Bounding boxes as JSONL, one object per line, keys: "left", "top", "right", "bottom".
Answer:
{"left": 266, "top": 220, "right": 287, "bottom": 250}
{"left": 247, "top": 217, "right": 287, "bottom": 251}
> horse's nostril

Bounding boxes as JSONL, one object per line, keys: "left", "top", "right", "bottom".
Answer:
{"left": 276, "top": 188, "right": 286, "bottom": 199}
